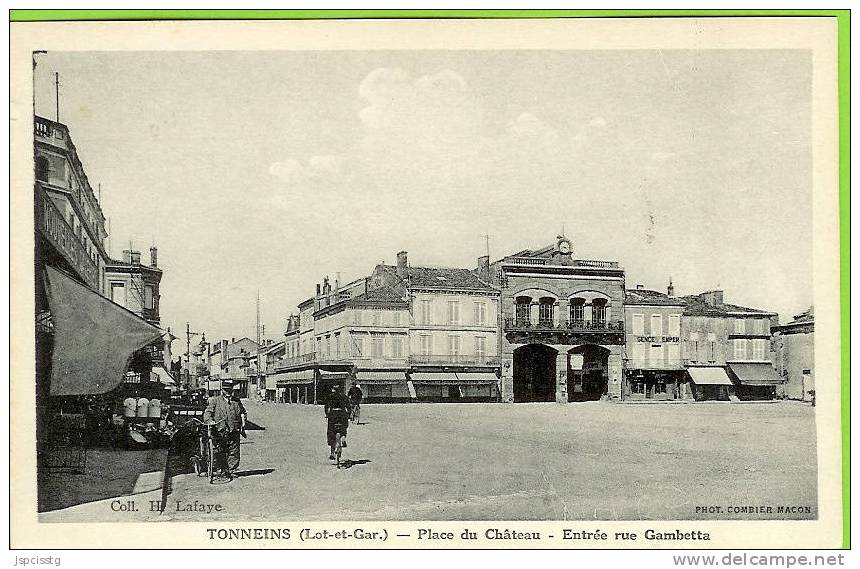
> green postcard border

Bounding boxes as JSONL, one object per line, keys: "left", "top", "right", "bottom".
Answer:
{"left": 9, "top": 8, "right": 851, "bottom": 549}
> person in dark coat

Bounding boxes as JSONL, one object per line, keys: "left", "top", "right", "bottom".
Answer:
{"left": 203, "top": 379, "right": 247, "bottom": 479}
{"left": 324, "top": 384, "right": 351, "bottom": 460}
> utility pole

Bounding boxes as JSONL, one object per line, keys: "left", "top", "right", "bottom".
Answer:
{"left": 54, "top": 71, "right": 60, "bottom": 123}
{"left": 185, "top": 322, "right": 203, "bottom": 390}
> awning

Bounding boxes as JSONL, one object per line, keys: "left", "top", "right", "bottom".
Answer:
{"left": 149, "top": 366, "right": 176, "bottom": 386}
{"left": 355, "top": 370, "right": 408, "bottom": 384}
{"left": 687, "top": 366, "right": 734, "bottom": 386}
{"left": 319, "top": 370, "right": 350, "bottom": 380}
{"left": 454, "top": 372, "right": 499, "bottom": 383}
{"left": 729, "top": 363, "right": 784, "bottom": 386}
{"left": 45, "top": 266, "right": 164, "bottom": 396}
{"left": 410, "top": 372, "right": 460, "bottom": 385}
{"left": 273, "top": 369, "right": 314, "bottom": 387}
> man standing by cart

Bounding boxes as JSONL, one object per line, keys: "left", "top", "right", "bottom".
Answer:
{"left": 203, "top": 379, "right": 247, "bottom": 480}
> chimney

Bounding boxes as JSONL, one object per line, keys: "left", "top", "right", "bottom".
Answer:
{"left": 149, "top": 246, "right": 158, "bottom": 268}
{"left": 122, "top": 249, "right": 133, "bottom": 264}
{"left": 323, "top": 276, "right": 330, "bottom": 294}
{"left": 396, "top": 251, "right": 408, "bottom": 278}
{"left": 701, "top": 290, "right": 724, "bottom": 306}
{"left": 667, "top": 278, "right": 675, "bottom": 297}
{"left": 635, "top": 284, "right": 644, "bottom": 290}
{"left": 316, "top": 283, "right": 321, "bottom": 295}
{"left": 477, "top": 255, "right": 490, "bottom": 281}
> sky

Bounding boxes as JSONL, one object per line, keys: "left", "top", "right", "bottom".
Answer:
{"left": 33, "top": 49, "right": 813, "bottom": 345}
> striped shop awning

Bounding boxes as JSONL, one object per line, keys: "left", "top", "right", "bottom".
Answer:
{"left": 687, "top": 366, "right": 733, "bottom": 386}
{"left": 728, "top": 363, "right": 784, "bottom": 386}
{"left": 355, "top": 370, "right": 408, "bottom": 384}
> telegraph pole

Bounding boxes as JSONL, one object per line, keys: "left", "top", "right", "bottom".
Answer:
{"left": 54, "top": 72, "right": 60, "bottom": 123}
{"left": 185, "top": 322, "right": 203, "bottom": 390}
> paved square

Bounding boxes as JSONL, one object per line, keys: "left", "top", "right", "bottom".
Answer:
{"left": 40, "top": 401, "right": 816, "bottom": 522}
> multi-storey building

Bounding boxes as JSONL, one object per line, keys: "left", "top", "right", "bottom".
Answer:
{"left": 772, "top": 306, "right": 814, "bottom": 401}
{"left": 486, "top": 235, "right": 626, "bottom": 403}
{"left": 623, "top": 284, "right": 686, "bottom": 400}
{"left": 680, "top": 290, "right": 781, "bottom": 400}
{"left": 372, "top": 251, "right": 501, "bottom": 401}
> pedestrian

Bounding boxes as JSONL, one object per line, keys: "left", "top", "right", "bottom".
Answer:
{"left": 324, "top": 384, "right": 352, "bottom": 460}
{"left": 203, "top": 379, "right": 247, "bottom": 480}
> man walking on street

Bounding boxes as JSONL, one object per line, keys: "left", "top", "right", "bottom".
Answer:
{"left": 204, "top": 379, "right": 247, "bottom": 480}
{"left": 324, "top": 384, "right": 352, "bottom": 460}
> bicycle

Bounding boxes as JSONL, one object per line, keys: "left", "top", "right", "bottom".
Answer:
{"left": 183, "top": 418, "right": 225, "bottom": 484}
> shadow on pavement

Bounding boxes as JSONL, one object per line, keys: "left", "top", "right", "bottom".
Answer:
{"left": 244, "top": 420, "right": 265, "bottom": 431}
{"left": 233, "top": 468, "right": 275, "bottom": 478}
{"left": 337, "top": 459, "right": 371, "bottom": 469}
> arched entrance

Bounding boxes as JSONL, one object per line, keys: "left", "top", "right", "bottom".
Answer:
{"left": 567, "top": 345, "right": 610, "bottom": 401}
{"left": 513, "top": 344, "right": 558, "bottom": 402}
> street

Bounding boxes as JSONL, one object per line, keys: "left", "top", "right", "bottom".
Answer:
{"left": 40, "top": 401, "right": 817, "bottom": 522}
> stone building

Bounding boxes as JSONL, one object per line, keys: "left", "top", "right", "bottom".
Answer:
{"left": 772, "top": 307, "right": 814, "bottom": 401}
{"left": 679, "top": 290, "right": 781, "bottom": 400}
{"left": 485, "top": 235, "right": 626, "bottom": 403}
{"left": 623, "top": 284, "right": 687, "bottom": 400}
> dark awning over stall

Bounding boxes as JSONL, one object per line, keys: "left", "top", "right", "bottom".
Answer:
{"left": 273, "top": 369, "right": 314, "bottom": 387}
{"left": 354, "top": 370, "right": 408, "bottom": 384}
{"left": 45, "top": 266, "right": 164, "bottom": 396}
{"left": 728, "top": 363, "right": 783, "bottom": 386}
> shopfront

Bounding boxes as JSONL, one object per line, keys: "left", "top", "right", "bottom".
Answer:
{"left": 686, "top": 366, "right": 734, "bottom": 401}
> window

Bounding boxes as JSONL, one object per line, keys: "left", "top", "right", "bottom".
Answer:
{"left": 354, "top": 310, "right": 363, "bottom": 325}
{"left": 371, "top": 334, "right": 384, "bottom": 358}
{"left": 592, "top": 299, "right": 607, "bottom": 326}
{"left": 475, "top": 336, "right": 487, "bottom": 359}
{"left": 372, "top": 310, "right": 382, "bottom": 326}
{"left": 447, "top": 300, "right": 461, "bottom": 325}
{"left": 391, "top": 337, "right": 403, "bottom": 358}
{"left": 420, "top": 335, "right": 432, "bottom": 356}
{"left": 651, "top": 315, "right": 662, "bottom": 336}
{"left": 649, "top": 344, "right": 664, "bottom": 366}
{"left": 538, "top": 299, "right": 554, "bottom": 325}
{"left": 632, "top": 313, "right": 645, "bottom": 335}
{"left": 474, "top": 301, "right": 487, "bottom": 326}
{"left": 110, "top": 282, "right": 126, "bottom": 308}
{"left": 325, "top": 335, "right": 331, "bottom": 358}
{"left": 570, "top": 299, "right": 585, "bottom": 323}
{"left": 516, "top": 299, "right": 531, "bottom": 324}
{"left": 334, "top": 333, "right": 340, "bottom": 358}
{"left": 707, "top": 333, "right": 717, "bottom": 361}
{"left": 733, "top": 339, "right": 747, "bottom": 360}
{"left": 144, "top": 285, "right": 154, "bottom": 310}
{"left": 316, "top": 337, "right": 322, "bottom": 355}
{"left": 419, "top": 300, "right": 433, "bottom": 325}
{"left": 752, "top": 339, "right": 767, "bottom": 360}
{"left": 667, "top": 344, "right": 680, "bottom": 365}
{"left": 734, "top": 319, "right": 745, "bottom": 334}
{"left": 668, "top": 314, "right": 680, "bottom": 336}
{"left": 353, "top": 335, "right": 364, "bottom": 357}
{"left": 753, "top": 319, "right": 766, "bottom": 335}
{"left": 393, "top": 312, "right": 401, "bottom": 326}
{"left": 448, "top": 335, "right": 461, "bottom": 356}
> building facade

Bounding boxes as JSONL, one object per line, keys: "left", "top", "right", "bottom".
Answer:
{"left": 486, "top": 236, "right": 626, "bottom": 403}
{"left": 680, "top": 291, "right": 781, "bottom": 400}
{"left": 623, "top": 285, "right": 687, "bottom": 400}
{"left": 772, "top": 307, "right": 814, "bottom": 401}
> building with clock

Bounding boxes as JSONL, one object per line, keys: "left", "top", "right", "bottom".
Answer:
{"left": 483, "top": 235, "right": 626, "bottom": 403}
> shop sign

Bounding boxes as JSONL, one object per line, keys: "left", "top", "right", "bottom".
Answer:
{"left": 635, "top": 335, "right": 680, "bottom": 343}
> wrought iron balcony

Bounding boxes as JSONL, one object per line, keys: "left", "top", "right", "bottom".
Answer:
{"left": 504, "top": 317, "right": 624, "bottom": 333}
{"left": 409, "top": 354, "right": 500, "bottom": 366}
{"left": 273, "top": 352, "right": 316, "bottom": 370}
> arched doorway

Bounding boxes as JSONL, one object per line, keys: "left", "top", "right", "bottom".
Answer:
{"left": 567, "top": 344, "right": 610, "bottom": 401}
{"left": 513, "top": 344, "right": 558, "bottom": 402}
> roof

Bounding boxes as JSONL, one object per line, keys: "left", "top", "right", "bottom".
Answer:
{"left": 625, "top": 288, "right": 686, "bottom": 307}
{"left": 352, "top": 284, "right": 409, "bottom": 305}
{"left": 680, "top": 295, "right": 774, "bottom": 317}
{"left": 405, "top": 266, "right": 497, "bottom": 292}
{"left": 789, "top": 306, "right": 814, "bottom": 324}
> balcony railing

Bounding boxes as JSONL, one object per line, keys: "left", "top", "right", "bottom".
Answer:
{"left": 273, "top": 352, "right": 317, "bottom": 370}
{"left": 504, "top": 318, "right": 624, "bottom": 332}
{"left": 504, "top": 257, "right": 619, "bottom": 269}
{"left": 409, "top": 354, "right": 500, "bottom": 366}
{"left": 36, "top": 186, "right": 99, "bottom": 290}
{"left": 573, "top": 259, "right": 620, "bottom": 269}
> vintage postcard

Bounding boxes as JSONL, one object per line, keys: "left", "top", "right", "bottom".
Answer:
{"left": 9, "top": 14, "right": 846, "bottom": 550}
